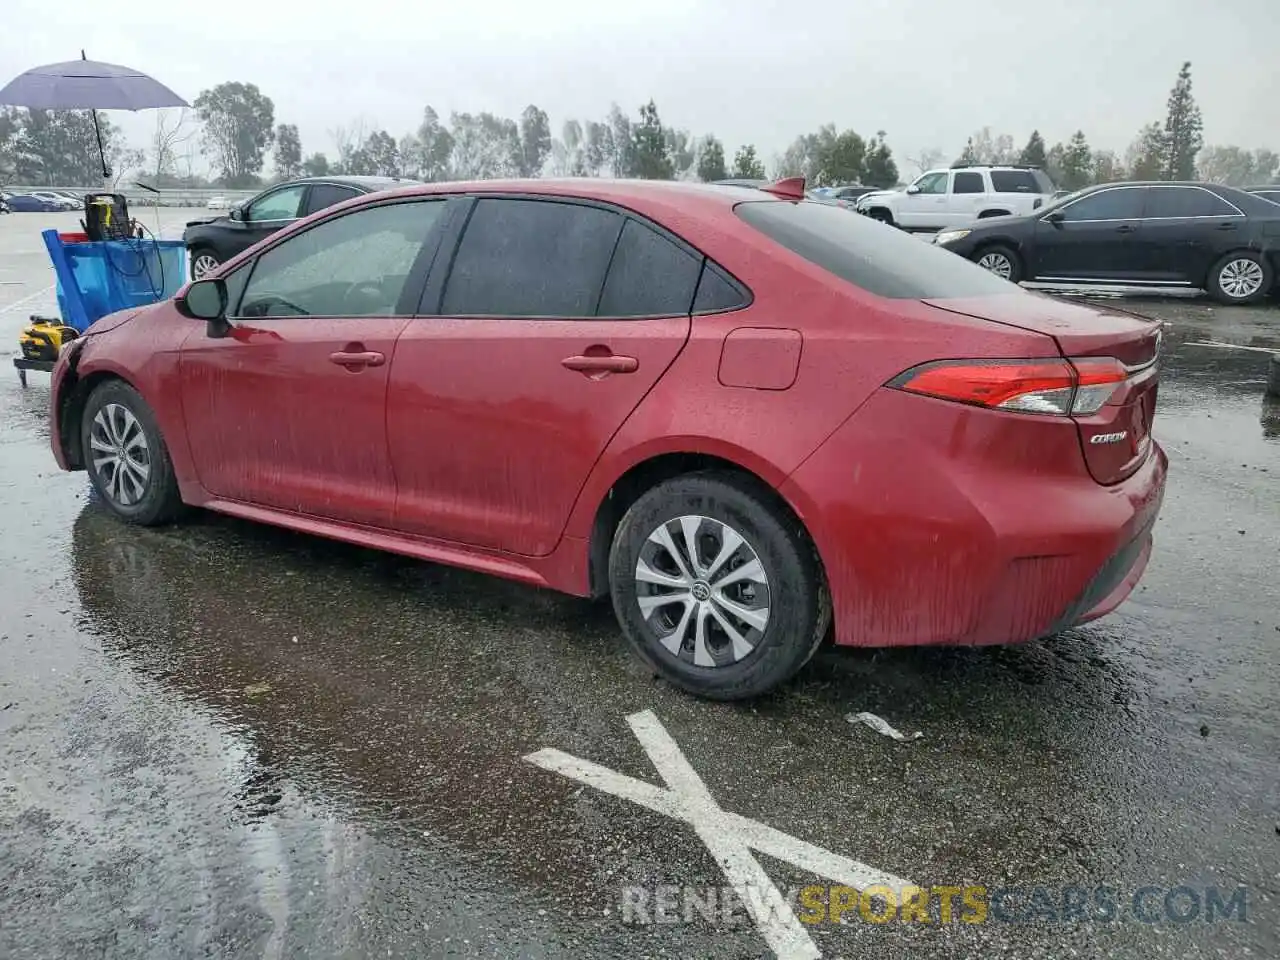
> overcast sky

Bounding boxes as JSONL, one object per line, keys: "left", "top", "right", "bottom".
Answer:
{"left": 3, "top": 0, "right": 1275, "bottom": 174}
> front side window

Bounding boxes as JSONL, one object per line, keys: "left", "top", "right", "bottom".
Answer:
{"left": 441, "top": 198, "right": 624, "bottom": 317}
{"left": 1142, "top": 186, "right": 1241, "bottom": 219}
{"left": 237, "top": 200, "right": 445, "bottom": 318}
{"left": 246, "top": 185, "right": 305, "bottom": 222}
{"left": 1056, "top": 188, "right": 1145, "bottom": 222}
{"left": 914, "top": 172, "right": 948, "bottom": 195}
{"left": 952, "top": 172, "right": 985, "bottom": 194}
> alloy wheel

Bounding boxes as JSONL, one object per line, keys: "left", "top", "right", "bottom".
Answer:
{"left": 634, "top": 515, "right": 771, "bottom": 668}
{"left": 1218, "top": 258, "right": 1264, "bottom": 300}
{"left": 191, "top": 253, "right": 220, "bottom": 280}
{"left": 977, "top": 251, "right": 1014, "bottom": 279}
{"left": 89, "top": 403, "right": 151, "bottom": 507}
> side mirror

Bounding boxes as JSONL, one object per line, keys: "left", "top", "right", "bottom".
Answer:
{"left": 1043, "top": 209, "right": 1065, "bottom": 224}
{"left": 905, "top": 184, "right": 921, "bottom": 195}
{"left": 176, "top": 277, "right": 232, "bottom": 338}
{"left": 229, "top": 205, "right": 244, "bottom": 222}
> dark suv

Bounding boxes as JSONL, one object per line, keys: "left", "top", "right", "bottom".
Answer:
{"left": 183, "top": 175, "right": 420, "bottom": 279}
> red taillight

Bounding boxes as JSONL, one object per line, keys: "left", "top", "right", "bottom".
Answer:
{"left": 889, "top": 358, "right": 1128, "bottom": 416}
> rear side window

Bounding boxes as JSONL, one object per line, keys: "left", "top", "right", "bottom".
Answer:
{"left": 442, "top": 198, "right": 623, "bottom": 317}
{"left": 598, "top": 219, "right": 701, "bottom": 317}
{"left": 1143, "top": 186, "right": 1242, "bottom": 218}
{"left": 304, "top": 183, "right": 360, "bottom": 216}
{"left": 693, "top": 263, "right": 749, "bottom": 313}
{"left": 1254, "top": 190, "right": 1280, "bottom": 206}
{"left": 952, "top": 172, "right": 984, "bottom": 194}
{"left": 989, "top": 170, "right": 1042, "bottom": 193}
{"left": 734, "top": 199, "right": 1021, "bottom": 299}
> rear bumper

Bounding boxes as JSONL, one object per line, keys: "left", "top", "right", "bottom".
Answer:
{"left": 780, "top": 387, "right": 1167, "bottom": 648}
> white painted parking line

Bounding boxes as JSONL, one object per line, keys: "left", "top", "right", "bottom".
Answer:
{"left": 0, "top": 283, "right": 54, "bottom": 314}
{"left": 525, "top": 709, "right": 913, "bottom": 959}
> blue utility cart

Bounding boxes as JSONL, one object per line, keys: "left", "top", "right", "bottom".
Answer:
{"left": 14, "top": 228, "right": 185, "bottom": 386}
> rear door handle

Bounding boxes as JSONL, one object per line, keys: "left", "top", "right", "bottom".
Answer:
{"left": 1215, "top": 222, "right": 1239, "bottom": 231}
{"left": 329, "top": 350, "right": 385, "bottom": 368}
{"left": 1115, "top": 224, "right": 1136, "bottom": 234}
{"left": 561, "top": 354, "right": 639, "bottom": 375}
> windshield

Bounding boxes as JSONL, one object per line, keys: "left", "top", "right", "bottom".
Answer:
{"left": 735, "top": 198, "right": 1024, "bottom": 299}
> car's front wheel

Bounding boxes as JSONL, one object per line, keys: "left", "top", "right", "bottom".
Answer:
{"left": 608, "top": 473, "right": 830, "bottom": 701}
{"left": 1207, "top": 252, "right": 1272, "bottom": 305}
{"left": 80, "top": 379, "right": 185, "bottom": 526}
{"left": 189, "top": 247, "right": 221, "bottom": 281}
{"left": 973, "top": 244, "right": 1023, "bottom": 283}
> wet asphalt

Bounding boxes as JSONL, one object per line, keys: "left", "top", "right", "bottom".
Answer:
{"left": 0, "top": 210, "right": 1277, "bottom": 959}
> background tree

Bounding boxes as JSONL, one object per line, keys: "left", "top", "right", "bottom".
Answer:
{"left": 1057, "top": 130, "right": 1094, "bottom": 190}
{"left": 1126, "top": 122, "right": 1165, "bottom": 180}
{"left": 449, "top": 112, "right": 520, "bottom": 179}
{"left": 1019, "top": 130, "right": 1047, "bottom": 167}
{"left": 664, "top": 128, "right": 696, "bottom": 179}
{"left": 775, "top": 131, "right": 820, "bottom": 180}
{"left": 953, "top": 137, "right": 978, "bottom": 167}
{"left": 147, "top": 108, "right": 197, "bottom": 184}
{"left": 1091, "top": 149, "right": 1124, "bottom": 183}
{"left": 1196, "top": 145, "right": 1278, "bottom": 186}
{"left": 10, "top": 109, "right": 124, "bottom": 185}
{"left": 956, "top": 127, "right": 1017, "bottom": 165}
{"left": 518, "top": 105, "right": 551, "bottom": 177}
{"left": 330, "top": 120, "right": 369, "bottom": 174}
{"left": 583, "top": 120, "right": 610, "bottom": 177}
{"left": 631, "top": 100, "right": 673, "bottom": 179}
{"left": 861, "top": 131, "right": 898, "bottom": 187}
{"left": 732, "top": 144, "right": 765, "bottom": 179}
{"left": 0, "top": 107, "right": 20, "bottom": 180}
{"left": 401, "top": 106, "right": 453, "bottom": 182}
{"left": 696, "top": 135, "right": 727, "bottom": 182}
{"left": 362, "top": 130, "right": 401, "bottom": 176}
{"left": 1160, "top": 61, "right": 1203, "bottom": 180}
{"left": 813, "top": 127, "right": 865, "bottom": 186}
{"left": 606, "top": 104, "right": 633, "bottom": 177}
{"left": 194, "top": 82, "right": 275, "bottom": 186}
{"left": 301, "top": 152, "right": 329, "bottom": 177}
{"left": 273, "top": 123, "right": 302, "bottom": 180}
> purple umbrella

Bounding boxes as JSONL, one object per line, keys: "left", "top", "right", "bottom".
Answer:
{"left": 0, "top": 51, "right": 188, "bottom": 184}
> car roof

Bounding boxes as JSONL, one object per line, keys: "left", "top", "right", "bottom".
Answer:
{"left": 282, "top": 175, "right": 420, "bottom": 189}
{"left": 380, "top": 177, "right": 779, "bottom": 211}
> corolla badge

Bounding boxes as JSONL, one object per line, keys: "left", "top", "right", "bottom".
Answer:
{"left": 1090, "top": 431, "right": 1129, "bottom": 445}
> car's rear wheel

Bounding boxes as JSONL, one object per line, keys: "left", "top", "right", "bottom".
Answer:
{"left": 608, "top": 473, "right": 830, "bottom": 701}
{"left": 974, "top": 244, "right": 1023, "bottom": 283}
{"left": 189, "top": 247, "right": 221, "bottom": 280}
{"left": 80, "top": 380, "right": 184, "bottom": 526}
{"left": 1207, "top": 252, "right": 1271, "bottom": 305}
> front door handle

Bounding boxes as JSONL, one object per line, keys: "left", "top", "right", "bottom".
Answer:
{"left": 1115, "top": 224, "right": 1136, "bottom": 234}
{"left": 329, "top": 350, "right": 385, "bottom": 368}
{"left": 1215, "top": 222, "right": 1239, "bottom": 231}
{"left": 561, "top": 354, "right": 639, "bottom": 375}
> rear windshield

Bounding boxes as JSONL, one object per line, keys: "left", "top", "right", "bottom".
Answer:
{"left": 734, "top": 199, "right": 1023, "bottom": 300}
{"left": 989, "top": 169, "right": 1055, "bottom": 193}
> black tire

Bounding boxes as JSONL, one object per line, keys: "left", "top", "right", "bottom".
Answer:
{"left": 1206, "top": 251, "right": 1272, "bottom": 305}
{"left": 80, "top": 379, "right": 185, "bottom": 526}
{"left": 608, "top": 472, "right": 830, "bottom": 701}
{"left": 972, "top": 243, "right": 1023, "bottom": 283}
{"left": 867, "top": 208, "right": 895, "bottom": 226}
{"left": 188, "top": 246, "right": 221, "bottom": 281}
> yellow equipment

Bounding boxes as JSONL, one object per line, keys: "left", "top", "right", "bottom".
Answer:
{"left": 18, "top": 316, "right": 78, "bottom": 363}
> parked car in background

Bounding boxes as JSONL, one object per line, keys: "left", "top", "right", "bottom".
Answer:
{"left": 857, "top": 165, "right": 1057, "bottom": 231}
{"left": 206, "top": 195, "right": 230, "bottom": 210}
{"left": 824, "top": 185, "right": 880, "bottom": 208}
{"left": 51, "top": 191, "right": 86, "bottom": 207}
{"left": 29, "top": 191, "right": 80, "bottom": 211}
{"left": 1245, "top": 185, "right": 1280, "bottom": 206}
{"left": 934, "top": 181, "right": 1280, "bottom": 304}
{"left": 5, "top": 193, "right": 64, "bottom": 212}
{"left": 182, "top": 175, "right": 421, "bottom": 279}
{"left": 52, "top": 177, "right": 1166, "bottom": 700}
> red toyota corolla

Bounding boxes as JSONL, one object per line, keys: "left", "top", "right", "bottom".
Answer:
{"left": 49, "top": 178, "right": 1167, "bottom": 700}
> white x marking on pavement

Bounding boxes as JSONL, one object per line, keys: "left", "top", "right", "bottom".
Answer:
{"left": 524, "top": 709, "right": 914, "bottom": 960}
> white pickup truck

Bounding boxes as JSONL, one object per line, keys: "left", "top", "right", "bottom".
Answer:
{"left": 855, "top": 165, "right": 1057, "bottom": 232}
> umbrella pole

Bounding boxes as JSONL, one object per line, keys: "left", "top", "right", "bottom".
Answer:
{"left": 82, "top": 51, "right": 111, "bottom": 191}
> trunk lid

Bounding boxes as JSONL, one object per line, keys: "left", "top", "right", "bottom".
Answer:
{"left": 923, "top": 293, "right": 1163, "bottom": 485}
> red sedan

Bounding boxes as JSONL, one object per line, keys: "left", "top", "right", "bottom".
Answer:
{"left": 48, "top": 177, "right": 1167, "bottom": 700}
